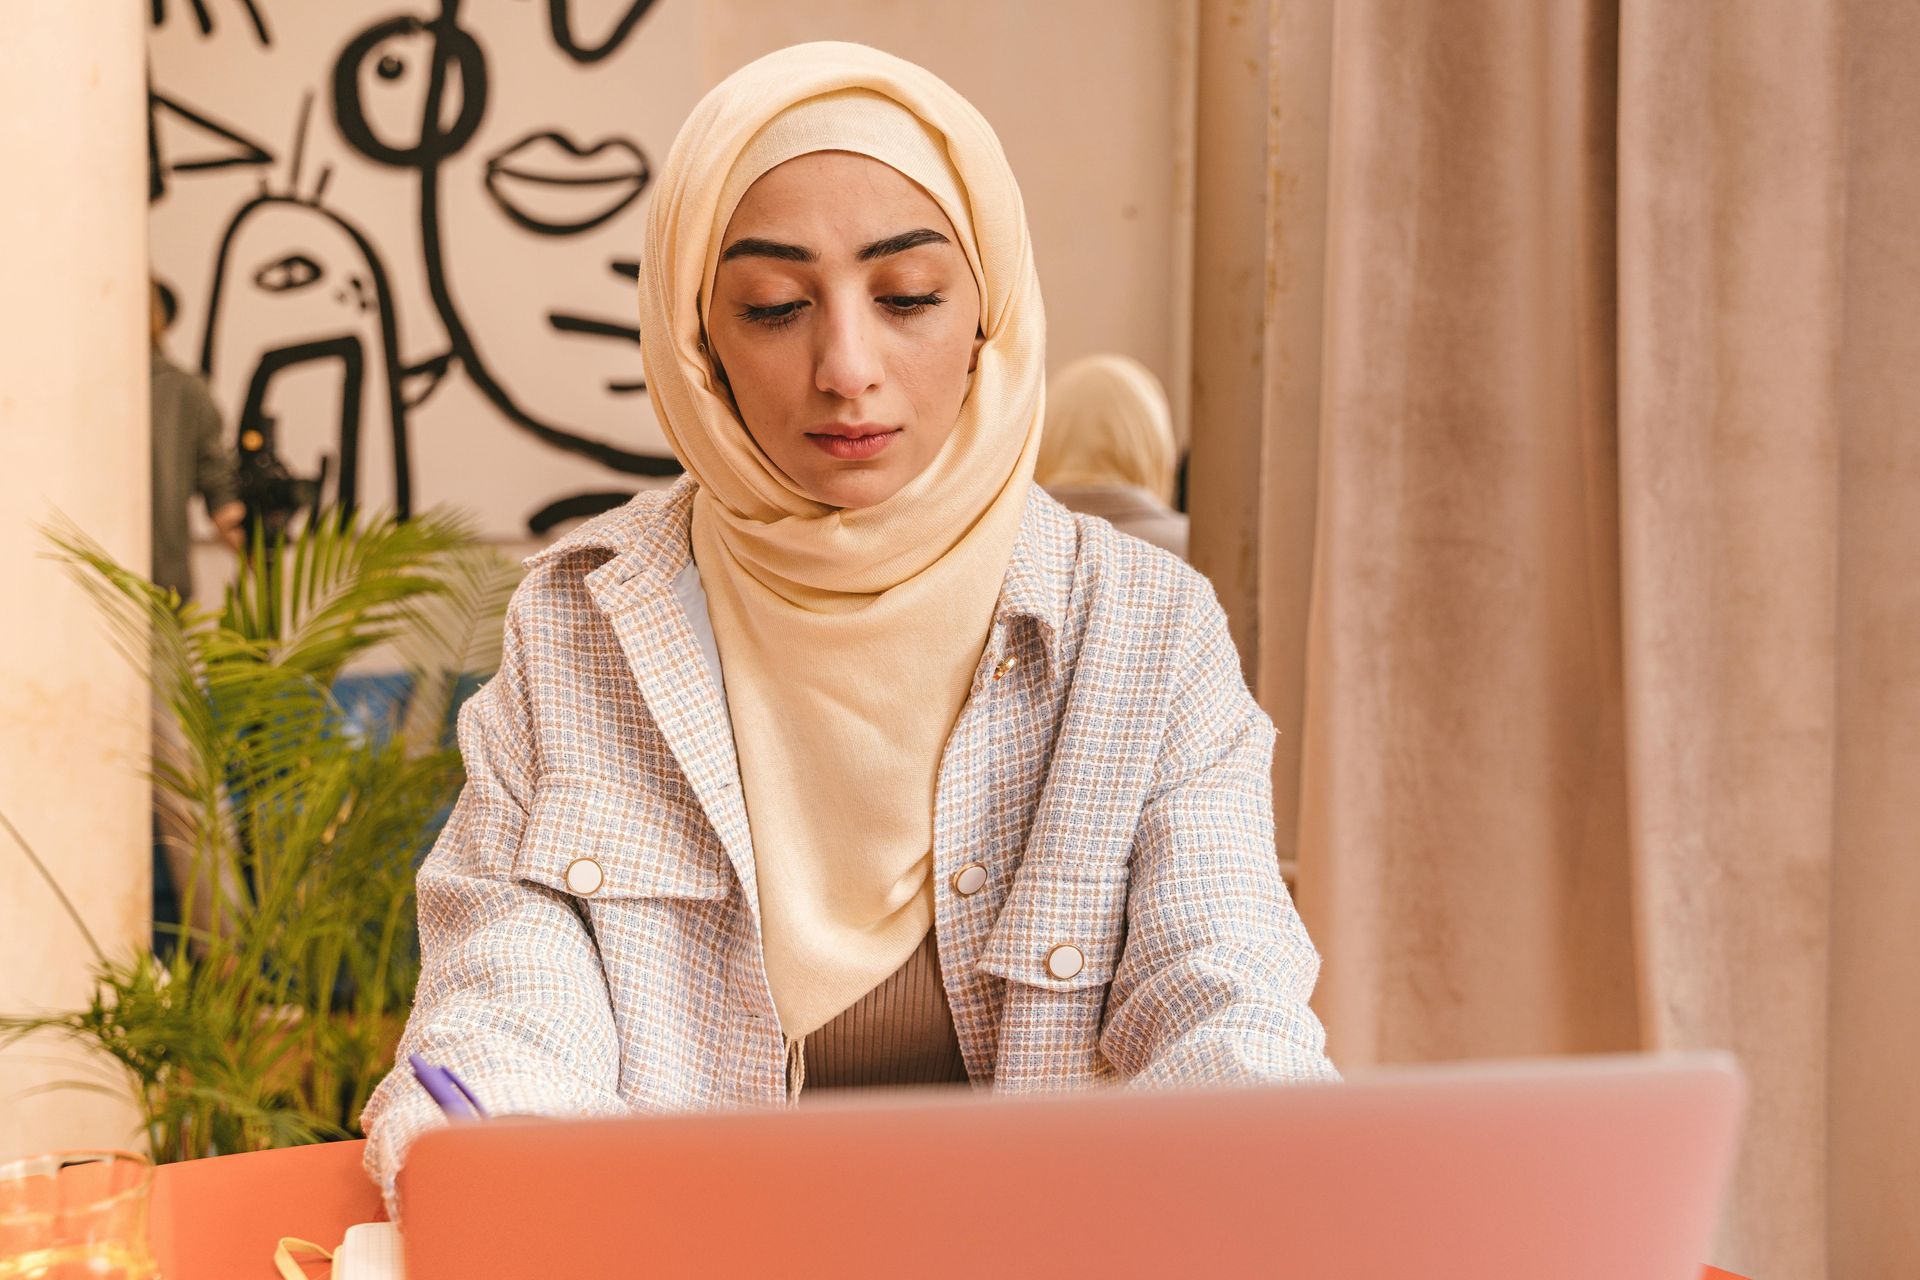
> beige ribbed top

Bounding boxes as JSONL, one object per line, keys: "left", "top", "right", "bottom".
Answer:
{"left": 799, "top": 930, "right": 970, "bottom": 1092}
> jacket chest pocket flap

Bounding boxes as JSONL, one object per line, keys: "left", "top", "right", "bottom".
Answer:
{"left": 514, "top": 773, "right": 731, "bottom": 901}
{"left": 977, "top": 859, "right": 1131, "bottom": 991}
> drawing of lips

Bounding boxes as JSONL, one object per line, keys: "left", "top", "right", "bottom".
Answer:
{"left": 482, "top": 131, "right": 652, "bottom": 236}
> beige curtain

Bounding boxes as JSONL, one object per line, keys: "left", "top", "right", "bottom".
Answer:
{"left": 1214, "top": 2, "right": 1920, "bottom": 1276}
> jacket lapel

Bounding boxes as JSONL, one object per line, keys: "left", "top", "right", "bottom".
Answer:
{"left": 572, "top": 488, "right": 763, "bottom": 926}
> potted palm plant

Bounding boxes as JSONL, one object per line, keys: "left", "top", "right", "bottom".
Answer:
{"left": 2, "top": 510, "right": 516, "bottom": 1160}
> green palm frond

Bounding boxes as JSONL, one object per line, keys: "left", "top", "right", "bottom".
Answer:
{"left": 10, "top": 508, "right": 510, "bottom": 1160}
{"left": 397, "top": 544, "right": 521, "bottom": 755}
{"left": 227, "top": 509, "right": 471, "bottom": 678}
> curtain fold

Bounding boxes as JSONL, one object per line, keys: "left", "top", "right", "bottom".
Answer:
{"left": 1614, "top": 5, "right": 1846, "bottom": 1272}
{"left": 1295, "top": 0, "right": 1639, "bottom": 1067}
{"left": 1263, "top": 2, "right": 1919, "bottom": 1275}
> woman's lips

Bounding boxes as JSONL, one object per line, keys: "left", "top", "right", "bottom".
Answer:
{"left": 806, "top": 427, "right": 902, "bottom": 460}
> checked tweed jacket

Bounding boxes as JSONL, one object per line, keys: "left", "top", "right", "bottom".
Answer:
{"left": 362, "top": 479, "right": 1336, "bottom": 1207}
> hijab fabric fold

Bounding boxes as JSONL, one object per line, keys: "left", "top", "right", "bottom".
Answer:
{"left": 637, "top": 43, "right": 1045, "bottom": 1036}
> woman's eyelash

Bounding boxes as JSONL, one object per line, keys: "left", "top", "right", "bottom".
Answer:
{"left": 739, "top": 301, "right": 804, "bottom": 329}
{"left": 736, "top": 293, "right": 947, "bottom": 330}
{"left": 881, "top": 292, "right": 945, "bottom": 316}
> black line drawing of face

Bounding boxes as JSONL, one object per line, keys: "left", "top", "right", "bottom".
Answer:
{"left": 447, "top": 119, "right": 656, "bottom": 438}
{"left": 199, "top": 194, "right": 412, "bottom": 518}
{"left": 546, "top": 0, "right": 660, "bottom": 64}
{"left": 329, "top": 1, "right": 679, "bottom": 480}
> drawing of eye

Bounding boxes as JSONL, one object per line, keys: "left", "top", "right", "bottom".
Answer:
{"left": 342, "top": 28, "right": 434, "bottom": 157}
{"left": 252, "top": 252, "right": 323, "bottom": 293}
{"left": 332, "top": 13, "right": 486, "bottom": 168}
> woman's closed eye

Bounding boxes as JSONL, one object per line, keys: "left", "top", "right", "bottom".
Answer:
{"left": 739, "top": 300, "right": 806, "bottom": 328}
{"left": 880, "top": 291, "right": 945, "bottom": 317}
{"left": 737, "top": 292, "right": 948, "bottom": 330}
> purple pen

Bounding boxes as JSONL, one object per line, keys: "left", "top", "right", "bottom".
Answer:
{"left": 408, "top": 1053, "right": 491, "bottom": 1122}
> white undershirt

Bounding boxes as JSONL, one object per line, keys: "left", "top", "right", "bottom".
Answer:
{"left": 669, "top": 560, "right": 726, "bottom": 698}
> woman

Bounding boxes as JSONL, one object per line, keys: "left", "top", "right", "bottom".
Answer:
{"left": 362, "top": 41, "right": 1335, "bottom": 1208}
{"left": 1037, "top": 353, "right": 1190, "bottom": 558}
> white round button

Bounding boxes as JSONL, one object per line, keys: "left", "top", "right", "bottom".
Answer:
{"left": 1045, "top": 943, "right": 1085, "bottom": 981}
{"left": 952, "top": 863, "right": 988, "bottom": 896}
{"left": 565, "top": 857, "right": 605, "bottom": 896}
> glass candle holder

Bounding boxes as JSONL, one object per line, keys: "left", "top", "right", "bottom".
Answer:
{"left": 0, "top": 1151, "right": 157, "bottom": 1280}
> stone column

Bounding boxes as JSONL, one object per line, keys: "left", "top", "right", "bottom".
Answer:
{"left": 0, "top": 7, "right": 152, "bottom": 1158}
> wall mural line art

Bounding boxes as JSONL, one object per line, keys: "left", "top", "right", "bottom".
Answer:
{"left": 547, "top": 0, "right": 661, "bottom": 65}
{"left": 527, "top": 491, "right": 646, "bottom": 534}
{"left": 149, "top": 0, "right": 698, "bottom": 539}
{"left": 326, "top": 0, "right": 680, "bottom": 482}
{"left": 147, "top": 90, "right": 276, "bottom": 202}
{"left": 483, "top": 131, "right": 653, "bottom": 236}
{"left": 199, "top": 190, "right": 413, "bottom": 520}
{"left": 152, "top": 0, "right": 274, "bottom": 47}
{"left": 195, "top": 93, "right": 411, "bottom": 519}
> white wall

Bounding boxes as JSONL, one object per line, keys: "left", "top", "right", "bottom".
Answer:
{"left": 0, "top": 8, "right": 152, "bottom": 1160}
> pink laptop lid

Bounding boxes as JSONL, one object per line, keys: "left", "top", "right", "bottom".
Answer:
{"left": 401, "top": 1053, "right": 1742, "bottom": 1279}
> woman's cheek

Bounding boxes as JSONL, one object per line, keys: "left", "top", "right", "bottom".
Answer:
{"left": 736, "top": 346, "right": 795, "bottom": 417}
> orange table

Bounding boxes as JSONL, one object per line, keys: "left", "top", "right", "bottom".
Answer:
{"left": 151, "top": 1139, "right": 382, "bottom": 1277}
{"left": 151, "top": 1139, "right": 1747, "bottom": 1278}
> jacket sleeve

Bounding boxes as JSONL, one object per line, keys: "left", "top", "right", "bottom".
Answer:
{"left": 1098, "top": 585, "right": 1340, "bottom": 1088}
{"left": 185, "top": 376, "right": 240, "bottom": 513}
{"left": 359, "top": 600, "right": 626, "bottom": 1217}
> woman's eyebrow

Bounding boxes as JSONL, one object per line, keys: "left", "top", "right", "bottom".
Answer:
{"left": 721, "top": 237, "right": 816, "bottom": 263}
{"left": 718, "top": 227, "right": 950, "bottom": 265}
{"left": 858, "top": 227, "right": 950, "bottom": 260}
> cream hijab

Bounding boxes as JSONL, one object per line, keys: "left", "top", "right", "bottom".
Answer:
{"left": 1035, "top": 353, "right": 1178, "bottom": 505}
{"left": 637, "top": 43, "right": 1045, "bottom": 1037}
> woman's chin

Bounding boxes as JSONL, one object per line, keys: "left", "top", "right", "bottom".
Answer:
{"left": 799, "top": 466, "right": 915, "bottom": 511}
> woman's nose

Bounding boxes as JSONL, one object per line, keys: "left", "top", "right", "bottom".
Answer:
{"left": 814, "top": 303, "right": 884, "bottom": 399}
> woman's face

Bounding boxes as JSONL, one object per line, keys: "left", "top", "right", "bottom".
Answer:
{"left": 707, "top": 151, "right": 982, "bottom": 509}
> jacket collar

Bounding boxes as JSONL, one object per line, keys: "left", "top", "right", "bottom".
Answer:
{"left": 994, "top": 485, "right": 1075, "bottom": 655}
{"left": 525, "top": 475, "right": 698, "bottom": 598}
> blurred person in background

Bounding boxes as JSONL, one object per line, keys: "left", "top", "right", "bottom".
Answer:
{"left": 1037, "top": 353, "right": 1188, "bottom": 558}
{"left": 149, "top": 278, "right": 244, "bottom": 604}
{"left": 148, "top": 278, "right": 245, "bottom": 951}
